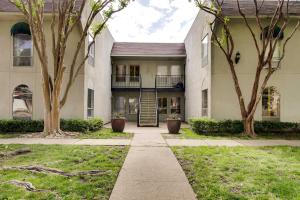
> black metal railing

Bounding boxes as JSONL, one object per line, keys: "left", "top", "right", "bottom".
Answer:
{"left": 155, "top": 75, "right": 185, "bottom": 89}
{"left": 137, "top": 75, "right": 142, "bottom": 127}
{"left": 111, "top": 74, "right": 141, "bottom": 88}
{"left": 155, "top": 76, "right": 159, "bottom": 127}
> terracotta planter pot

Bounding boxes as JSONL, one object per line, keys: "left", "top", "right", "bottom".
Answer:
{"left": 167, "top": 119, "right": 181, "bottom": 134}
{"left": 111, "top": 118, "right": 125, "bottom": 132}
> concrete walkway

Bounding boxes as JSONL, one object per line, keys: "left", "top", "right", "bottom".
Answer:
{"left": 109, "top": 126, "right": 197, "bottom": 200}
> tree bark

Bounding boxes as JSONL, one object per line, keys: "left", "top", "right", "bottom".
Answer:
{"left": 243, "top": 116, "right": 256, "bottom": 137}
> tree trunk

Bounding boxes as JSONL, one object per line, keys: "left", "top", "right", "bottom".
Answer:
{"left": 243, "top": 116, "right": 256, "bottom": 137}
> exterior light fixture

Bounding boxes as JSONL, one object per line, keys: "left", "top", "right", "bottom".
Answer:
{"left": 235, "top": 51, "right": 241, "bottom": 64}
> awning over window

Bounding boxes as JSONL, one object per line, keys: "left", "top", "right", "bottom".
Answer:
{"left": 10, "top": 22, "right": 31, "bottom": 36}
{"left": 260, "top": 26, "right": 284, "bottom": 40}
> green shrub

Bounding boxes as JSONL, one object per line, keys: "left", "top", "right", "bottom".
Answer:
{"left": 189, "top": 118, "right": 300, "bottom": 135}
{"left": 0, "top": 118, "right": 103, "bottom": 133}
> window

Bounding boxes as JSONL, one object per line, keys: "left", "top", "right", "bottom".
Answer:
{"left": 262, "top": 87, "right": 280, "bottom": 121}
{"left": 170, "top": 97, "right": 181, "bottom": 114}
{"left": 116, "top": 65, "right": 126, "bottom": 82}
{"left": 158, "top": 97, "right": 167, "bottom": 114}
{"left": 11, "top": 22, "right": 32, "bottom": 66}
{"left": 88, "top": 34, "right": 95, "bottom": 66}
{"left": 128, "top": 98, "right": 138, "bottom": 114}
{"left": 115, "top": 96, "right": 126, "bottom": 114}
{"left": 87, "top": 89, "right": 94, "bottom": 118}
{"left": 201, "top": 34, "right": 208, "bottom": 67}
{"left": 13, "top": 84, "right": 32, "bottom": 120}
{"left": 130, "top": 65, "right": 140, "bottom": 82}
{"left": 202, "top": 89, "right": 208, "bottom": 117}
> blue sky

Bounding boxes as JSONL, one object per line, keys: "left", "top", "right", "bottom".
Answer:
{"left": 107, "top": 0, "right": 199, "bottom": 42}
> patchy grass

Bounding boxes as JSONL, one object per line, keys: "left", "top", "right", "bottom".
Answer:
{"left": 173, "top": 146, "right": 300, "bottom": 200}
{"left": 0, "top": 133, "right": 21, "bottom": 138}
{"left": 0, "top": 128, "right": 133, "bottom": 139}
{"left": 79, "top": 128, "right": 133, "bottom": 139}
{"left": 162, "top": 128, "right": 300, "bottom": 140}
{"left": 0, "top": 144, "right": 129, "bottom": 199}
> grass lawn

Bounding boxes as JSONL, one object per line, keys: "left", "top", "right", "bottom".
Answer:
{"left": 173, "top": 146, "right": 300, "bottom": 200}
{"left": 0, "top": 144, "right": 129, "bottom": 199}
{"left": 78, "top": 128, "right": 133, "bottom": 139}
{"left": 0, "top": 128, "right": 133, "bottom": 139}
{"left": 162, "top": 128, "right": 300, "bottom": 140}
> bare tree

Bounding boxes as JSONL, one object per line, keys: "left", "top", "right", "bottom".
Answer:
{"left": 194, "top": 0, "right": 299, "bottom": 136}
{"left": 9, "top": 0, "right": 130, "bottom": 135}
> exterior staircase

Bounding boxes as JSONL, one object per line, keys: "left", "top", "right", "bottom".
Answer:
{"left": 138, "top": 89, "right": 158, "bottom": 127}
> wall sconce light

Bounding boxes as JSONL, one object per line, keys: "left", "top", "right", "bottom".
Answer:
{"left": 235, "top": 51, "right": 241, "bottom": 64}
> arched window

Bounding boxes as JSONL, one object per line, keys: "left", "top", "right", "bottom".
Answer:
{"left": 262, "top": 87, "right": 280, "bottom": 121}
{"left": 12, "top": 85, "right": 33, "bottom": 120}
{"left": 11, "top": 22, "right": 32, "bottom": 66}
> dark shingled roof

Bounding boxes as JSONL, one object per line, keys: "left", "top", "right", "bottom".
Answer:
{"left": 0, "top": 0, "right": 82, "bottom": 13}
{"left": 111, "top": 42, "right": 186, "bottom": 57}
{"left": 217, "top": 0, "right": 300, "bottom": 16}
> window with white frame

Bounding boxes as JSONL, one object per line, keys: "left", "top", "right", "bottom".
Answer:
{"left": 115, "top": 96, "right": 126, "bottom": 114}
{"left": 12, "top": 22, "right": 33, "bottom": 66}
{"left": 201, "top": 34, "right": 208, "bottom": 67}
{"left": 262, "top": 87, "right": 280, "bottom": 121}
{"left": 170, "top": 97, "right": 181, "bottom": 114}
{"left": 88, "top": 33, "right": 95, "bottom": 66}
{"left": 158, "top": 97, "right": 167, "bottom": 114}
{"left": 87, "top": 89, "right": 94, "bottom": 118}
{"left": 202, "top": 89, "right": 208, "bottom": 116}
{"left": 13, "top": 84, "right": 33, "bottom": 120}
{"left": 128, "top": 98, "right": 138, "bottom": 114}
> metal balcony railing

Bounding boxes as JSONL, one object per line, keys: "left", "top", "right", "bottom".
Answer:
{"left": 111, "top": 74, "right": 141, "bottom": 88}
{"left": 155, "top": 75, "right": 185, "bottom": 89}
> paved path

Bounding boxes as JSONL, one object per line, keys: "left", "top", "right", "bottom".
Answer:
{"left": 109, "top": 128, "right": 197, "bottom": 200}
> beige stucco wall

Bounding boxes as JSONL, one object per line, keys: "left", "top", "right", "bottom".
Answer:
{"left": 84, "top": 27, "right": 114, "bottom": 123}
{"left": 211, "top": 18, "right": 300, "bottom": 122}
{"left": 184, "top": 11, "right": 213, "bottom": 121}
{"left": 0, "top": 14, "right": 85, "bottom": 120}
{"left": 112, "top": 58, "right": 185, "bottom": 88}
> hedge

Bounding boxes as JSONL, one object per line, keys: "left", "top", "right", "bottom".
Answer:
{"left": 189, "top": 118, "right": 300, "bottom": 135}
{"left": 0, "top": 118, "right": 103, "bottom": 133}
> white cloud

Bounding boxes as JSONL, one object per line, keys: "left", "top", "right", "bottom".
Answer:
{"left": 107, "top": 0, "right": 199, "bottom": 42}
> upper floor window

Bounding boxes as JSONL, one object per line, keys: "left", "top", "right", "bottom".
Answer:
{"left": 261, "top": 26, "right": 283, "bottom": 68}
{"left": 262, "top": 87, "right": 280, "bottom": 121}
{"left": 13, "top": 84, "right": 32, "bottom": 120}
{"left": 201, "top": 34, "right": 208, "bottom": 67}
{"left": 130, "top": 65, "right": 140, "bottom": 82}
{"left": 11, "top": 22, "right": 32, "bottom": 67}
{"left": 116, "top": 65, "right": 126, "bottom": 82}
{"left": 87, "top": 89, "right": 94, "bottom": 118}
{"left": 88, "top": 33, "right": 95, "bottom": 66}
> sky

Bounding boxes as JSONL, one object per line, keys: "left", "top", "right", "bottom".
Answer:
{"left": 107, "top": 0, "right": 199, "bottom": 43}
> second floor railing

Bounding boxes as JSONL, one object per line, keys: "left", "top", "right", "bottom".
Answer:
{"left": 156, "top": 75, "right": 185, "bottom": 89}
{"left": 111, "top": 74, "right": 140, "bottom": 88}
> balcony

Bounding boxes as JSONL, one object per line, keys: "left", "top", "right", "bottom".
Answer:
{"left": 111, "top": 74, "right": 185, "bottom": 91}
{"left": 111, "top": 75, "right": 141, "bottom": 89}
{"left": 155, "top": 75, "right": 185, "bottom": 90}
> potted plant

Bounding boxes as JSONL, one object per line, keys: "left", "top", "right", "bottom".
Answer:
{"left": 167, "top": 114, "right": 181, "bottom": 134}
{"left": 111, "top": 113, "right": 126, "bottom": 132}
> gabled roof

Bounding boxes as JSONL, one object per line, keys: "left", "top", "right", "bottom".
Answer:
{"left": 0, "top": 0, "right": 82, "bottom": 13}
{"left": 218, "top": 0, "right": 300, "bottom": 16}
{"left": 111, "top": 42, "right": 186, "bottom": 57}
